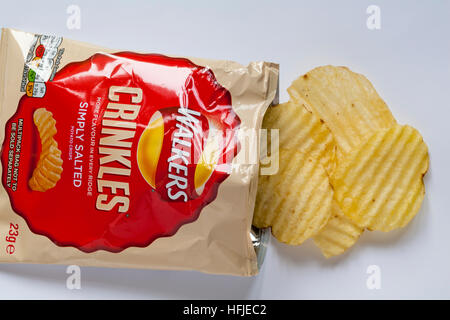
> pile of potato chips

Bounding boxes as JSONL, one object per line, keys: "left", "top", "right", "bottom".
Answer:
{"left": 254, "top": 66, "right": 429, "bottom": 258}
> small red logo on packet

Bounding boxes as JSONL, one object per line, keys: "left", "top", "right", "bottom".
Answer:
{"left": 1, "top": 52, "right": 240, "bottom": 252}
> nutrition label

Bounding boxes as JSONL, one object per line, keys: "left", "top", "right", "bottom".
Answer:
{"left": 20, "top": 34, "right": 64, "bottom": 98}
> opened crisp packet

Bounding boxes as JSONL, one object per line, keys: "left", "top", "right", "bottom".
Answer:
{"left": 0, "top": 28, "right": 278, "bottom": 276}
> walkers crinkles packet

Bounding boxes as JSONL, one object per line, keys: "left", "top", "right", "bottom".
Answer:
{"left": 0, "top": 28, "right": 278, "bottom": 276}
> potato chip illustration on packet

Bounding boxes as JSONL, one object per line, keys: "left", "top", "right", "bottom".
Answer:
{"left": 28, "top": 108, "right": 63, "bottom": 192}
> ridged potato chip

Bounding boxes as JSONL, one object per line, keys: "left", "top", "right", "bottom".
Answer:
{"left": 332, "top": 124, "right": 429, "bottom": 231}
{"left": 29, "top": 108, "right": 63, "bottom": 192}
{"left": 262, "top": 101, "right": 336, "bottom": 174}
{"left": 28, "top": 144, "right": 63, "bottom": 191}
{"left": 254, "top": 148, "right": 333, "bottom": 245}
{"left": 288, "top": 65, "right": 396, "bottom": 157}
{"left": 33, "top": 107, "right": 57, "bottom": 145}
{"left": 255, "top": 65, "right": 429, "bottom": 257}
{"left": 313, "top": 199, "right": 363, "bottom": 258}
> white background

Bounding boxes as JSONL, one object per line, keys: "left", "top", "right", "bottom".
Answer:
{"left": 0, "top": 0, "right": 449, "bottom": 299}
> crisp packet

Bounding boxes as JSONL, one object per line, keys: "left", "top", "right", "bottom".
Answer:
{"left": 0, "top": 28, "right": 278, "bottom": 276}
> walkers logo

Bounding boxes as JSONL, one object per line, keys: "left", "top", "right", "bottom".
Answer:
{"left": 2, "top": 52, "right": 240, "bottom": 252}
{"left": 137, "top": 106, "right": 229, "bottom": 203}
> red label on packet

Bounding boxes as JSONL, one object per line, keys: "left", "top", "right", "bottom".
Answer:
{"left": 1, "top": 52, "right": 240, "bottom": 252}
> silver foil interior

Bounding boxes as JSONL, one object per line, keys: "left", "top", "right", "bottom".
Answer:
{"left": 250, "top": 226, "right": 270, "bottom": 270}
